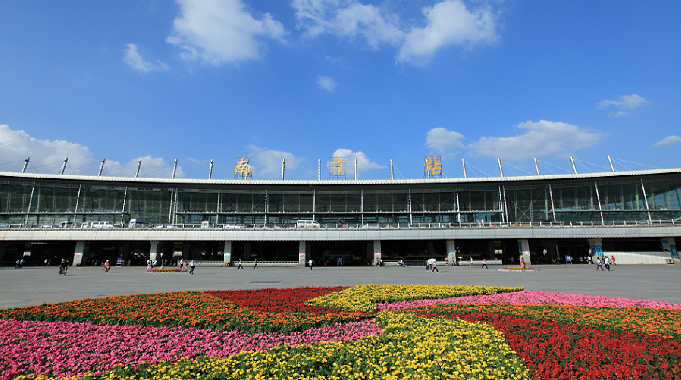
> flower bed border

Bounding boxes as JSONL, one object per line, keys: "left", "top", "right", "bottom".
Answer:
{"left": 146, "top": 269, "right": 187, "bottom": 273}
{"left": 498, "top": 267, "right": 539, "bottom": 272}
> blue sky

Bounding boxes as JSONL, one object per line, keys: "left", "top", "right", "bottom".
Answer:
{"left": 1, "top": 0, "right": 680, "bottom": 180}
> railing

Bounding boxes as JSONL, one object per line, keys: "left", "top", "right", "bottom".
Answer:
{"left": 2, "top": 219, "right": 679, "bottom": 230}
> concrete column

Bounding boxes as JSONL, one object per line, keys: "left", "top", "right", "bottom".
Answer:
{"left": 119, "top": 243, "right": 131, "bottom": 262}
{"left": 73, "top": 241, "right": 88, "bottom": 266}
{"left": 662, "top": 237, "right": 678, "bottom": 258}
{"left": 588, "top": 238, "right": 604, "bottom": 257}
{"left": 373, "top": 240, "right": 382, "bottom": 265}
{"left": 149, "top": 241, "right": 159, "bottom": 261}
{"left": 446, "top": 240, "right": 456, "bottom": 265}
{"left": 224, "top": 241, "right": 232, "bottom": 266}
{"left": 0, "top": 243, "right": 5, "bottom": 265}
{"left": 244, "top": 242, "right": 251, "bottom": 260}
{"left": 487, "top": 241, "right": 496, "bottom": 260}
{"left": 298, "top": 241, "right": 306, "bottom": 266}
{"left": 545, "top": 240, "right": 557, "bottom": 262}
{"left": 183, "top": 243, "right": 191, "bottom": 260}
{"left": 517, "top": 239, "right": 531, "bottom": 266}
{"left": 427, "top": 242, "right": 435, "bottom": 256}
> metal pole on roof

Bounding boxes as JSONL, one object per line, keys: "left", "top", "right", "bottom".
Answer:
{"left": 98, "top": 159, "right": 105, "bottom": 176}
{"left": 135, "top": 159, "right": 141, "bottom": 178}
{"left": 281, "top": 159, "right": 285, "bottom": 180}
{"left": 570, "top": 156, "right": 578, "bottom": 174}
{"left": 172, "top": 159, "right": 178, "bottom": 179}
{"left": 318, "top": 159, "right": 321, "bottom": 180}
{"left": 608, "top": 155, "right": 615, "bottom": 172}
{"left": 22, "top": 157, "right": 30, "bottom": 173}
{"left": 60, "top": 157, "right": 68, "bottom": 175}
{"left": 497, "top": 158, "right": 504, "bottom": 177}
{"left": 534, "top": 156, "right": 540, "bottom": 175}
{"left": 354, "top": 159, "right": 358, "bottom": 180}
{"left": 462, "top": 158, "right": 467, "bottom": 178}
{"left": 390, "top": 159, "right": 394, "bottom": 180}
{"left": 209, "top": 159, "right": 214, "bottom": 179}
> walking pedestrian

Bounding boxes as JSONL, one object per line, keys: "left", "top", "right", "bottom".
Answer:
{"left": 308, "top": 259, "right": 313, "bottom": 270}
{"left": 604, "top": 256, "right": 610, "bottom": 271}
{"left": 610, "top": 255, "right": 616, "bottom": 266}
{"left": 520, "top": 257, "right": 526, "bottom": 271}
{"left": 431, "top": 261, "right": 438, "bottom": 273}
{"left": 253, "top": 259, "right": 258, "bottom": 269}
{"left": 469, "top": 257, "right": 473, "bottom": 267}
{"left": 596, "top": 258, "right": 604, "bottom": 271}
{"left": 237, "top": 259, "right": 243, "bottom": 270}
{"left": 189, "top": 260, "right": 195, "bottom": 275}
{"left": 481, "top": 258, "right": 488, "bottom": 269}
{"left": 103, "top": 260, "right": 110, "bottom": 272}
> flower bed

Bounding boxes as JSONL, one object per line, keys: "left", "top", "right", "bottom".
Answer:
{"left": 498, "top": 267, "right": 539, "bottom": 271}
{"left": 377, "top": 290, "right": 681, "bottom": 311}
{"left": 306, "top": 284, "right": 523, "bottom": 313}
{"left": 1, "top": 285, "right": 679, "bottom": 380}
{"left": 146, "top": 268, "right": 187, "bottom": 273}
{"left": 0, "top": 319, "right": 381, "bottom": 379}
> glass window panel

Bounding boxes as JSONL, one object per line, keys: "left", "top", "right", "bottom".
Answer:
{"left": 78, "top": 186, "right": 125, "bottom": 214}
{"left": 33, "top": 185, "right": 79, "bottom": 213}
{"left": 0, "top": 182, "right": 33, "bottom": 213}
{"left": 128, "top": 187, "right": 173, "bottom": 224}
{"left": 268, "top": 193, "right": 284, "bottom": 213}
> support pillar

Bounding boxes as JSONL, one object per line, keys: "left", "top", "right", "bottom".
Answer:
{"left": 183, "top": 243, "right": 191, "bottom": 260}
{"left": 373, "top": 240, "right": 382, "bottom": 265}
{"left": 119, "top": 243, "right": 131, "bottom": 263}
{"left": 517, "top": 239, "right": 531, "bottom": 266}
{"left": 244, "top": 242, "right": 251, "bottom": 260}
{"left": 149, "top": 241, "right": 159, "bottom": 261}
{"left": 73, "top": 241, "right": 88, "bottom": 266}
{"left": 427, "top": 242, "right": 435, "bottom": 256}
{"left": 0, "top": 243, "right": 6, "bottom": 265}
{"left": 545, "top": 240, "right": 557, "bottom": 262}
{"left": 588, "top": 238, "right": 603, "bottom": 258}
{"left": 487, "top": 241, "right": 496, "bottom": 260}
{"left": 298, "top": 241, "right": 306, "bottom": 266}
{"left": 446, "top": 240, "right": 456, "bottom": 265}
{"left": 224, "top": 241, "right": 232, "bottom": 266}
{"left": 662, "top": 238, "right": 678, "bottom": 258}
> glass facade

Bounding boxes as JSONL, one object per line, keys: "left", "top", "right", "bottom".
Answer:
{"left": 1, "top": 172, "right": 680, "bottom": 225}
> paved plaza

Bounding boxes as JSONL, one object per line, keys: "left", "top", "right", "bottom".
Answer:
{"left": 1, "top": 264, "right": 680, "bottom": 309}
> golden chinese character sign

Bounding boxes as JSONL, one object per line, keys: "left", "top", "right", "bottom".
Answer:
{"left": 234, "top": 157, "right": 252, "bottom": 179}
{"left": 424, "top": 156, "right": 443, "bottom": 178}
{"left": 329, "top": 157, "right": 346, "bottom": 180}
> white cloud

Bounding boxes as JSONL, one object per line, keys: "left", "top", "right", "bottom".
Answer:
{"left": 167, "top": 0, "right": 286, "bottom": 65}
{"left": 293, "top": 0, "right": 403, "bottom": 48}
{"left": 653, "top": 135, "right": 681, "bottom": 147}
{"left": 293, "top": 0, "right": 497, "bottom": 65}
{"left": 425, "top": 127, "right": 465, "bottom": 154}
{"left": 330, "top": 148, "right": 384, "bottom": 178}
{"left": 317, "top": 75, "right": 337, "bottom": 91}
{"left": 397, "top": 0, "right": 498, "bottom": 65}
{"left": 424, "top": 122, "right": 600, "bottom": 161}
{"left": 597, "top": 94, "right": 648, "bottom": 116}
{"left": 0, "top": 124, "right": 183, "bottom": 178}
{"left": 123, "top": 44, "right": 169, "bottom": 73}
{"left": 468, "top": 120, "right": 600, "bottom": 160}
{"left": 247, "top": 145, "right": 303, "bottom": 179}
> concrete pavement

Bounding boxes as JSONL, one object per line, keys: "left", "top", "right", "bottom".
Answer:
{"left": 1, "top": 263, "right": 680, "bottom": 309}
